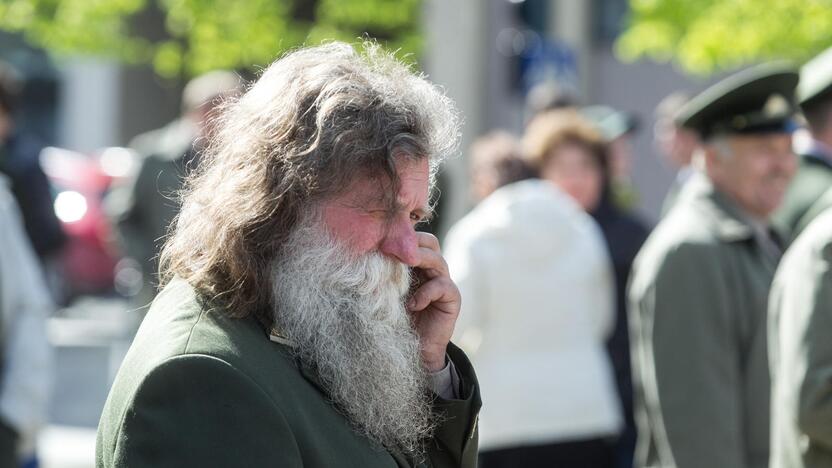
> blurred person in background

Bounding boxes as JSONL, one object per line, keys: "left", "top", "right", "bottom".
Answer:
{"left": 0, "top": 176, "right": 53, "bottom": 468}
{"left": 96, "top": 42, "right": 480, "bottom": 467}
{"left": 628, "top": 63, "right": 798, "bottom": 468}
{"left": 0, "top": 61, "right": 66, "bottom": 275}
{"left": 109, "top": 70, "right": 241, "bottom": 309}
{"left": 524, "top": 109, "right": 649, "bottom": 468}
{"left": 581, "top": 105, "right": 641, "bottom": 211}
{"left": 446, "top": 177, "right": 619, "bottom": 468}
{"left": 653, "top": 92, "right": 698, "bottom": 215}
{"left": 467, "top": 130, "right": 534, "bottom": 203}
{"left": 774, "top": 46, "right": 832, "bottom": 244}
{"left": 524, "top": 80, "right": 579, "bottom": 122}
{"left": 769, "top": 200, "right": 832, "bottom": 468}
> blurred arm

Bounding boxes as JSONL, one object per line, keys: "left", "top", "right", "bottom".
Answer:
{"left": 0, "top": 184, "right": 53, "bottom": 446}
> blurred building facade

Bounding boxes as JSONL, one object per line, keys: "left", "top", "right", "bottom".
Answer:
{"left": 424, "top": 0, "right": 718, "bottom": 235}
{"left": 2, "top": 0, "right": 717, "bottom": 238}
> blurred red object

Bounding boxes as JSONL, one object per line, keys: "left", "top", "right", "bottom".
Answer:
{"left": 40, "top": 147, "right": 137, "bottom": 302}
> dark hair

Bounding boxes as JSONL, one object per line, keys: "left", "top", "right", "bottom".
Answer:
{"left": 801, "top": 95, "right": 832, "bottom": 133}
{"left": 0, "top": 61, "right": 22, "bottom": 114}
{"left": 470, "top": 131, "right": 535, "bottom": 191}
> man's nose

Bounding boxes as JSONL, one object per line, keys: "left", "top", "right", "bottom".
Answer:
{"left": 379, "top": 220, "right": 420, "bottom": 267}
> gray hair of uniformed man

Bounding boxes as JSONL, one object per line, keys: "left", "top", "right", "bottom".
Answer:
{"left": 160, "top": 41, "right": 460, "bottom": 455}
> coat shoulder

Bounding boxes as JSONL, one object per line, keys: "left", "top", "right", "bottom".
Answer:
{"left": 96, "top": 279, "right": 309, "bottom": 466}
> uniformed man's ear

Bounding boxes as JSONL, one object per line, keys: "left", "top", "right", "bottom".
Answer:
{"left": 699, "top": 141, "right": 727, "bottom": 177}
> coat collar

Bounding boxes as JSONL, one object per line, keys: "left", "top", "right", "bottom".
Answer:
{"left": 679, "top": 172, "right": 757, "bottom": 242}
{"left": 267, "top": 328, "right": 330, "bottom": 394}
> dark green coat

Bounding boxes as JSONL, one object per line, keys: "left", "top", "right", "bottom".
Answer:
{"left": 96, "top": 278, "right": 481, "bottom": 467}
{"left": 769, "top": 207, "right": 832, "bottom": 468}
{"left": 628, "top": 174, "right": 779, "bottom": 468}
{"left": 773, "top": 153, "right": 832, "bottom": 244}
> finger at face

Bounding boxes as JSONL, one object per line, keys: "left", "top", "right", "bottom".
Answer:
{"left": 414, "top": 245, "right": 449, "bottom": 279}
{"left": 407, "top": 276, "right": 459, "bottom": 313}
{"left": 416, "top": 231, "right": 441, "bottom": 253}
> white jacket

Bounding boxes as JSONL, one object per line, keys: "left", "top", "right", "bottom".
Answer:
{"left": 0, "top": 176, "right": 53, "bottom": 455}
{"left": 445, "top": 180, "right": 621, "bottom": 451}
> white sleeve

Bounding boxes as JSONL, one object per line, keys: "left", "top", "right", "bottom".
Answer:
{"left": 586, "top": 219, "right": 617, "bottom": 341}
{"left": 0, "top": 187, "right": 54, "bottom": 444}
{"left": 444, "top": 228, "right": 486, "bottom": 356}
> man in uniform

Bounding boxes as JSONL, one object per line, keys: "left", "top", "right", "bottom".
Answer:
{"left": 769, "top": 200, "right": 832, "bottom": 468}
{"left": 628, "top": 63, "right": 799, "bottom": 468}
{"left": 96, "top": 42, "right": 481, "bottom": 467}
{"left": 773, "top": 46, "right": 832, "bottom": 243}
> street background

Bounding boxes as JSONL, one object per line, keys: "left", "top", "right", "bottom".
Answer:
{"left": 0, "top": 0, "right": 829, "bottom": 465}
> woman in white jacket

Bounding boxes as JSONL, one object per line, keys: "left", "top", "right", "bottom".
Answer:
{"left": 445, "top": 179, "right": 621, "bottom": 467}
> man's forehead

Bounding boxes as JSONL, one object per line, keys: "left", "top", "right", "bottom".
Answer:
{"left": 338, "top": 159, "right": 431, "bottom": 209}
{"left": 727, "top": 132, "right": 793, "bottom": 145}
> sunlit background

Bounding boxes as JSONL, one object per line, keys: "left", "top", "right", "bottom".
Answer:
{"left": 1, "top": 0, "right": 831, "bottom": 466}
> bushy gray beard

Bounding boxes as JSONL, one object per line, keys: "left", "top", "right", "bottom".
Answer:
{"left": 270, "top": 217, "right": 435, "bottom": 455}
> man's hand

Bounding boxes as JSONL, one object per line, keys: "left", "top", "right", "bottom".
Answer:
{"left": 407, "top": 232, "right": 461, "bottom": 372}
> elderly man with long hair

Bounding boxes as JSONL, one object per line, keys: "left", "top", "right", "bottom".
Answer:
{"left": 96, "top": 42, "right": 481, "bottom": 468}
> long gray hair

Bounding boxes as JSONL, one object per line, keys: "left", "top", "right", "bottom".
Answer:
{"left": 160, "top": 41, "right": 460, "bottom": 328}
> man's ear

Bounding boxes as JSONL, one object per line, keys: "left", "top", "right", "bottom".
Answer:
{"left": 699, "top": 143, "right": 721, "bottom": 173}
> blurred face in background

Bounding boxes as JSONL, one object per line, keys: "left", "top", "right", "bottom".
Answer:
{"left": 0, "top": 106, "right": 11, "bottom": 142}
{"left": 654, "top": 119, "right": 698, "bottom": 169}
{"left": 541, "top": 141, "right": 604, "bottom": 212}
{"left": 704, "top": 132, "right": 796, "bottom": 220}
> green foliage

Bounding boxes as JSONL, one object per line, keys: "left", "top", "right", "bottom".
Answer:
{"left": 617, "top": 0, "right": 832, "bottom": 75}
{"left": 0, "top": 0, "right": 422, "bottom": 78}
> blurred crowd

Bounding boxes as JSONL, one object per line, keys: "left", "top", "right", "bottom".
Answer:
{"left": 0, "top": 39, "right": 830, "bottom": 468}
{"left": 445, "top": 50, "right": 832, "bottom": 468}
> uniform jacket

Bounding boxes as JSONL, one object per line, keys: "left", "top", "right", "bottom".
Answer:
{"left": 769, "top": 207, "right": 832, "bottom": 468}
{"left": 445, "top": 180, "right": 621, "bottom": 451}
{"left": 96, "top": 278, "right": 481, "bottom": 467}
{"left": 773, "top": 150, "right": 832, "bottom": 244}
{"left": 628, "top": 174, "right": 779, "bottom": 468}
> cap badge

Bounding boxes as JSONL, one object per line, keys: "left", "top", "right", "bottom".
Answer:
{"left": 764, "top": 94, "right": 789, "bottom": 117}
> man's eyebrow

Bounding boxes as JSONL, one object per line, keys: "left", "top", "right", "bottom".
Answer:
{"left": 406, "top": 203, "right": 434, "bottom": 222}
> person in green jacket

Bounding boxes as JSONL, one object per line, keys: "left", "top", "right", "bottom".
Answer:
{"left": 628, "top": 63, "right": 799, "bottom": 468}
{"left": 769, "top": 200, "right": 832, "bottom": 468}
{"left": 96, "top": 41, "right": 481, "bottom": 468}
{"left": 773, "top": 46, "right": 832, "bottom": 244}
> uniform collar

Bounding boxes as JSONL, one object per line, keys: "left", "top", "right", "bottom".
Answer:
{"left": 681, "top": 173, "right": 757, "bottom": 242}
{"left": 268, "top": 327, "right": 296, "bottom": 347}
{"left": 680, "top": 171, "right": 784, "bottom": 242}
{"left": 681, "top": 173, "right": 783, "bottom": 262}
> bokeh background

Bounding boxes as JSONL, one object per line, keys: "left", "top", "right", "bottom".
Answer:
{"left": 1, "top": 0, "right": 831, "bottom": 466}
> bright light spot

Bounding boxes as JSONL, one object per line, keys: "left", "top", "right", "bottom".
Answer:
{"left": 54, "top": 191, "right": 88, "bottom": 223}
{"left": 99, "top": 147, "right": 136, "bottom": 178}
{"left": 508, "top": 0, "right": 526, "bottom": 3}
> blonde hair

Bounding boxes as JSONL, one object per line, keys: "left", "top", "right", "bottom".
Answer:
{"left": 522, "top": 109, "right": 606, "bottom": 171}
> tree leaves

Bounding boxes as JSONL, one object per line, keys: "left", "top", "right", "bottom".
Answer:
{"left": 0, "top": 0, "right": 422, "bottom": 78}
{"left": 617, "top": 0, "right": 832, "bottom": 75}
